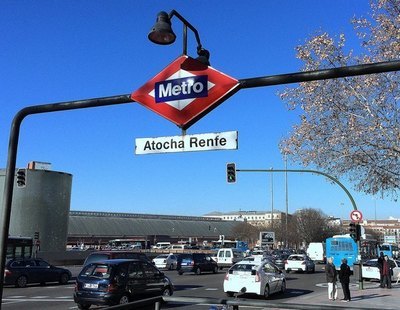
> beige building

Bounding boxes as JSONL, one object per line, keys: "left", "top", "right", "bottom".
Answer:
{"left": 204, "top": 210, "right": 289, "bottom": 227}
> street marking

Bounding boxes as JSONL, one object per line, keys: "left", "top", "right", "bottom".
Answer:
{"left": 205, "top": 288, "right": 219, "bottom": 291}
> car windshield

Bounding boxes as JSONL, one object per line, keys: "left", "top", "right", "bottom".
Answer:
{"left": 81, "top": 264, "right": 112, "bottom": 279}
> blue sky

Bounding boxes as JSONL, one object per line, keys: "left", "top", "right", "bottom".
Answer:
{"left": 1, "top": 1, "right": 398, "bottom": 221}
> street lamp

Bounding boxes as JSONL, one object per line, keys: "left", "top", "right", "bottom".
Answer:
{"left": 148, "top": 10, "right": 211, "bottom": 66}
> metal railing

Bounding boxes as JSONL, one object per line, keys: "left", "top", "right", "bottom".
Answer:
{"left": 104, "top": 295, "right": 399, "bottom": 310}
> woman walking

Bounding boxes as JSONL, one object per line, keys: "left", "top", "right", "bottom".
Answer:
{"left": 339, "top": 258, "right": 351, "bottom": 302}
{"left": 325, "top": 257, "right": 337, "bottom": 300}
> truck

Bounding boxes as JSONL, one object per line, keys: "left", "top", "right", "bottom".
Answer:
{"left": 306, "top": 242, "right": 325, "bottom": 264}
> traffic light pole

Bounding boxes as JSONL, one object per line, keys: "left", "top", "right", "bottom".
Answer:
{"left": 236, "top": 168, "right": 358, "bottom": 211}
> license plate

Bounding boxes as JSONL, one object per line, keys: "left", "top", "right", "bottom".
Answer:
{"left": 84, "top": 283, "right": 98, "bottom": 289}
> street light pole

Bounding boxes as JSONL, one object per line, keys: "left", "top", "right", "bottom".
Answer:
{"left": 270, "top": 167, "right": 274, "bottom": 230}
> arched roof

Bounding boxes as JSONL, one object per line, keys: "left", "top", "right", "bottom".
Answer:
{"left": 68, "top": 211, "right": 238, "bottom": 239}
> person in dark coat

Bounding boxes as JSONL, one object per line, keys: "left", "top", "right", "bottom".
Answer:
{"left": 381, "top": 255, "right": 394, "bottom": 289}
{"left": 377, "top": 251, "right": 385, "bottom": 287}
{"left": 339, "top": 258, "right": 351, "bottom": 302}
{"left": 325, "top": 257, "right": 338, "bottom": 300}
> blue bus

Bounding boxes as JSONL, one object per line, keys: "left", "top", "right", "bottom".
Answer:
{"left": 377, "top": 243, "right": 399, "bottom": 259}
{"left": 326, "top": 235, "right": 378, "bottom": 269}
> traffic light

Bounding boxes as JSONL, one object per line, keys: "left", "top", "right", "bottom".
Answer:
{"left": 34, "top": 231, "right": 40, "bottom": 240}
{"left": 16, "top": 169, "right": 26, "bottom": 188}
{"left": 226, "top": 163, "right": 236, "bottom": 183}
{"left": 349, "top": 222, "right": 356, "bottom": 240}
{"left": 356, "top": 224, "right": 361, "bottom": 241}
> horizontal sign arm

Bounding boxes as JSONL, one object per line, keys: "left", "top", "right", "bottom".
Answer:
{"left": 238, "top": 60, "right": 400, "bottom": 89}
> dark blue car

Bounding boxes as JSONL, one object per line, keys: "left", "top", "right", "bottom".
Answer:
{"left": 4, "top": 258, "right": 71, "bottom": 288}
{"left": 73, "top": 259, "right": 174, "bottom": 309}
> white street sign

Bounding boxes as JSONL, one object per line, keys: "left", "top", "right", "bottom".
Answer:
{"left": 135, "top": 131, "right": 238, "bottom": 155}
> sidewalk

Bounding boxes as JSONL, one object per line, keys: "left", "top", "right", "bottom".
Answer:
{"left": 283, "top": 281, "right": 400, "bottom": 309}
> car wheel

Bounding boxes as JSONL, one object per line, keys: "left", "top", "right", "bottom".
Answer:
{"left": 77, "top": 303, "right": 91, "bottom": 310}
{"left": 312, "top": 267, "right": 315, "bottom": 273}
{"left": 195, "top": 267, "right": 201, "bottom": 275}
{"left": 263, "top": 285, "right": 270, "bottom": 299}
{"left": 119, "top": 294, "right": 130, "bottom": 304}
{"left": 280, "top": 280, "right": 286, "bottom": 294}
{"left": 59, "top": 273, "right": 70, "bottom": 285}
{"left": 162, "top": 287, "right": 172, "bottom": 296}
{"left": 212, "top": 266, "right": 218, "bottom": 274}
{"left": 226, "top": 291, "right": 234, "bottom": 297}
{"left": 168, "top": 264, "right": 173, "bottom": 270}
{"left": 16, "top": 275, "right": 28, "bottom": 288}
{"left": 178, "top": 270, "right": 184, "bottom": 275}
{"left": 286, "top": 269, "right": 290, "bottom": 274}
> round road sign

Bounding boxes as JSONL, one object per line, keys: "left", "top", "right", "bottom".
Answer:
{"left": 350, "top": 210, "right": 363, "bottom": 222}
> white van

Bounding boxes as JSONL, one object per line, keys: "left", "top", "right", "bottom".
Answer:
{"left": 169, "top": 244, "right": 189, "bottom": 250}
{"left": 306, "top": 242, "right": 325, "bottom": 263}
{"left": 216, "top": 248, "right": 245, "bottom": 269}
{"left": 152, "top": 242, "right": 171, "bottom": 249}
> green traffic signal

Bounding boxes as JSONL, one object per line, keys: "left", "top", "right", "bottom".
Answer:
{"left": 226, "top": 163, "right": 236, "bottom": 183}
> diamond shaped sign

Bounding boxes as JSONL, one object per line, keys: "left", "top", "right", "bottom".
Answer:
{"left": 131, "top": 55, "right": 239, "bottom": 129}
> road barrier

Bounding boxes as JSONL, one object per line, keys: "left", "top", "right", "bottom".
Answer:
{"left": 103, "top": 295, "right": 399, "bottom": 310}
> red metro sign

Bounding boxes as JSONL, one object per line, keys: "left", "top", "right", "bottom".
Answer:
{"left": 131, "top": 55, "right": 239, "bottom": 129}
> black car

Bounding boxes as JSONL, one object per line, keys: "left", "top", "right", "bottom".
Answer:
{"left": 74, "top": 259, "right": 173, "bottom": 309}
{"left": 4, "top": 258, "right": 71, "bottom": 288}
{"left": 177, "top": 253, "right": 218, "bottom": 275}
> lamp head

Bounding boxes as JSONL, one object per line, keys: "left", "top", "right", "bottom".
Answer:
{"left": 195, "top": 47, "right": 210, "bottom": 66}
{"left": 148, "top": 11, "right": 176, "bottom": 45}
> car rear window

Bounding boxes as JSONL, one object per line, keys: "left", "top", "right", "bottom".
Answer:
{"left": 81, "top": 264, "right": 112, "bottom": 279}
{"left": 289, "top": 255, "right": 304, "bottom": 261}
{"left": 231, "top": 263, "right": 256, "bottom": 272}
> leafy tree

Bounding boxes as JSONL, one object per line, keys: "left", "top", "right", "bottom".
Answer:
{"left": 278, "top": 0, "right": 400, "bottom": 199}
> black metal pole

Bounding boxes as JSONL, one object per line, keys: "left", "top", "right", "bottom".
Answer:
{"left": 239, "top": 60, "right": 400, "bottom": 88}
{"left": 0, "top": 94, "right": 132, "bottom": 306}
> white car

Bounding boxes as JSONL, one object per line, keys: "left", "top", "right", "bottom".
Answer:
{"left": 362, "top": 258, "right": 400, "bottom": 281}
{"left": 285, "top": 254, "right": 315, "bottom": 273}
{"left": 223, "top": 259, "right": 286, "bottom": 299}
{"left": 152, "top": 253, "right": 178, "bottom": 270}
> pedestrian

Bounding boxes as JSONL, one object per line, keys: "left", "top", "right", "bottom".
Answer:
{"left": 381, "top": 255, "right": 394, "bottom": 289}
{"left": 339, "top": 258, "right": 351, "bottom": 302}
{"left": 377, "top": 251, "right": 385, "bottom": 287}
{"left": 325, "top": 257, "right": 338, "bottom": 300}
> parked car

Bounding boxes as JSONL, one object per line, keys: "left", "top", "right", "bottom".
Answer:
{"left": 223, "top": 259, "right": 286, "bottom": 298}
{"left": 285, "top": 254, "right": 315, "bottom": 273}
{"left": 74, "top": 259, "right": 174, "bottom": 309}
{"left": 152, "top": 253, "right": 178, "bottom": 270}
{"left": 177, "top": 253, "right": 218, "bottom": 275}
{"left": 216, "top": 248, "right": 245, "bottom": 270}
{"left": 83, "top": 251, "right": 151, "bottom": 266}
{"left": 4, "top": 258, "right": 71, "bottom": 288}
{"left": 362, "top": 258, "right": 400, "bottom": 281}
